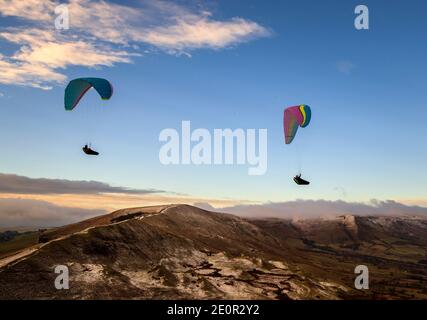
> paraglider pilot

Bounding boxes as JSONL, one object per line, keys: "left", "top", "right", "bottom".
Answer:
{"left": 293, "top": 174, "right": 310, "bottom": 185}
{"left": 83, "top": 144, "right": 99, "bottom": 156}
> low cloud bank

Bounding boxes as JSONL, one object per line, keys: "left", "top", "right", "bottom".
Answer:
{"left": 199, "top": 199, "right": 427, "bottom": 219}
{"left": 0, "top": 198, "right": 106, "bottom": 228}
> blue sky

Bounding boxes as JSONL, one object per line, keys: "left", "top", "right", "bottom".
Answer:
{"left": 0, "top": 0, "right": 426, "bottom": 208}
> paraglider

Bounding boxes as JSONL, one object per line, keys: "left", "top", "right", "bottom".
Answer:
{"left": 82, "top": 144, "right": 99, "bottom": 156}
{"left": 283, "top": 105, "right": 311, "bottom": 185}
{"left": 293, "top": 174, "right": 310, "bottom": 185}
{"left": 64, "top": 78, "right": 113, "bottom": 156}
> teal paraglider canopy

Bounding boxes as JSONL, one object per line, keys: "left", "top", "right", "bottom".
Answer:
{"left": 64, "top": 78, "right": 113, "bottom": 111}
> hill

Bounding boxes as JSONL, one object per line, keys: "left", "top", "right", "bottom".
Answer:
{"left": 0, "top": 204, "right": 426, "bottom": 299}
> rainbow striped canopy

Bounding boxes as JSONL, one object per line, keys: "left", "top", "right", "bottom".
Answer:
{"left": 283, "top": 105, "right": 311, "bottom": 144}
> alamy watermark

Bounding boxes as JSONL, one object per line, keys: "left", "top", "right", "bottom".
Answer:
{"left": 54, "top": 4, "right": 69, "bottom": 30}
{"left": 354, "top": 265, "right": 369, "bottom": 289}
{"left": 354, "top": 5, "right": 369, "bottom": 30}
{"left": 54, "top": 265, "right": 69, "bottom": 290}
{"left": 159, "top": 121, "right": 268, "bottom": 175}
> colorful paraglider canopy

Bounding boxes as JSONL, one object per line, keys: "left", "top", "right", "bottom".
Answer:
{"left": 283, "top": 105, "right": 311, "bottom": 144}
{"left": 64, "top": 78, "right": 113, "bottom": 111}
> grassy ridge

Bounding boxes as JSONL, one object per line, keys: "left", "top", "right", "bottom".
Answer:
{"left": 0, "top": 232, "right": 39, "bottom": 259}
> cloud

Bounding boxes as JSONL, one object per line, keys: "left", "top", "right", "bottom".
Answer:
{"left": 0, "top": 187, "right": 250, "bottom": 214}
{"left": 217, "top": 199, "right": 427, "bottom": 219}
{"left": 2, "top": 197, "right": 426, "bottom": 229}
{"left": 0, "top": 173, "right": 163, "bottom": 195}
{"left": 2, "top": 29, "right": 132, "bottom": 69}
{"left": 0, "top": 0, "right": 270, "bottom": 89}
{"left": 336, "top": 60, "right": 355, "bottom": 74}
{"left": 136, "top": 16, "right": 269, "bottom": 52}
{"left": 0, "top": 52, "right": 66, "bottom": 90}
{"left": 0, "top": 28, "right": 134, "bottom": 89}
{"left": 0, "top": 0, "right": 55, "bottom": 22}
{"left": 0, "top": 198, "right": 105, "bottom": 228}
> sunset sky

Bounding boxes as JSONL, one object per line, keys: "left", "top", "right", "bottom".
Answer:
{"left": 0, "top": 0, "right": 426, "bottom": 227}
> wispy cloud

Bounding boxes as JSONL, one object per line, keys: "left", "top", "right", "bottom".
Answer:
{"left": 0, "top": 0, "right": 55, "bottom": 21}
{"left": 136, "top": 15, "right": 269, "bottom": 53}
{"left": 1, "top": 29, "right": 132, "bottom": 69}
{"left": 0, "top": 52, "right": 66, "bottom": 90}
{"left": 0, "top": 29, "right": 132, "bottom": 89}
{"left": 0, "top": 173, "right": 163, "bottom": 195}
{"left": 0, "top": 0, "right": 270, "bottom": 89}
{"left": 336, "top": 60, "right": 355, "bottom": 74}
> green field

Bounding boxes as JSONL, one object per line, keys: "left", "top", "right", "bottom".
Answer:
{"left": 0, "top": 232, "right": 39, "bottom": 259}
